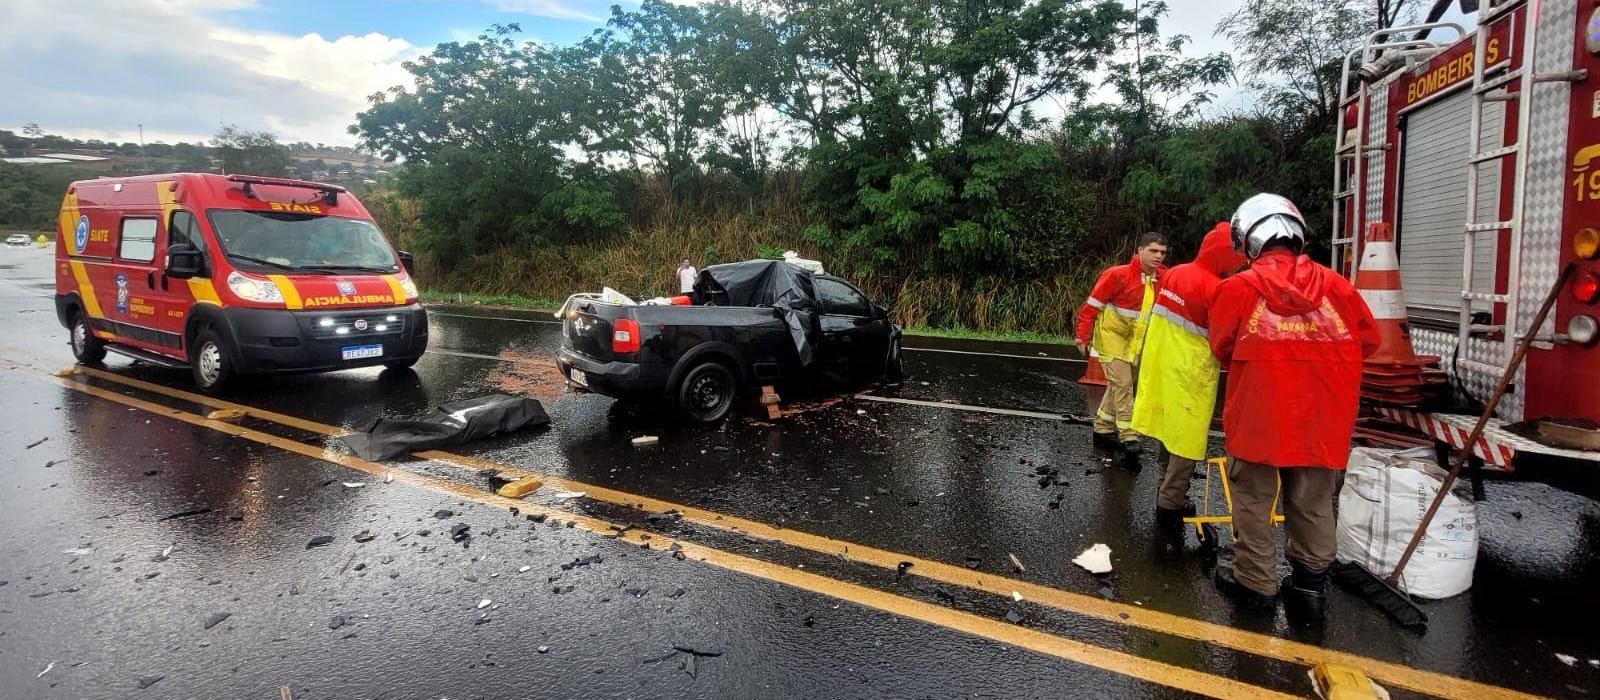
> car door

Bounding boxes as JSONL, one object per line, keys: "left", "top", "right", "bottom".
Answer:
{"left": 110, "top": 214, "right": 172, "bottom": 353}
{"left": 813, "top": 277, "right": 891, "bottom": 382}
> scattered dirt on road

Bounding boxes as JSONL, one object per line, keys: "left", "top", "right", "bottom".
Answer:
{"left": 486, "top": 349, "right": 568, "bottom": 402}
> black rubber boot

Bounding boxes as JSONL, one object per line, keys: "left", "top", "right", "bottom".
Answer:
{"left": 1154, "top": 504, "right": 1194, "bottom": 532}
{"left": 1281, "top": 561, "right": 1328, "bottom": 622}
{"left": 1121, "top": 439, "right": 1143, "bottom": 455}
{"left": 1092, "top": 432, "right": 1118, "bottom": 450}
{"left": 1214, "top": 565, "right": 1278, "bottom": 610}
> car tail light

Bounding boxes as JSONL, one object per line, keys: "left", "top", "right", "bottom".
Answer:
{"left": 1575, "top": 271, "right": 1600, "bottom": 303}
{"left": 1568, "top": 315, "right": 1598, "bottom": 345}
{"left": 612, "top": 319, "right": 640, "bottom": 354}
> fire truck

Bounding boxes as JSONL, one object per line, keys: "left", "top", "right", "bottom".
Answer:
{"left": 1332, "top": 0, "right": 1600, "bottom": 472}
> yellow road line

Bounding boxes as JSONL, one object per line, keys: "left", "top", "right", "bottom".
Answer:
{"left": 66, "top": 365, "right": 1545, "bottom": 700}
{"left": 33, "top": 369, "right": 1290, "bottom": 700}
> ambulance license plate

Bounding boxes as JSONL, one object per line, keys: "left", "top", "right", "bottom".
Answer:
{"left": 341, "top": 344, "right": 384, "bottom": 360}
{"left": 570, "top": 369, "right": 589, "bottom": 387}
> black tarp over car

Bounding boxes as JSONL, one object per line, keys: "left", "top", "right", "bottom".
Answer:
{"left": 695, "top": 259, "right": 821, "bottom": 366}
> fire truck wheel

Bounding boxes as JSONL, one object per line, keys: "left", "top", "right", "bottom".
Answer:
{"left": 69, "top": 309, "right": 106, "bottom": 364}
{"left": 191, "top": 327, "right": 234, "bottom": 395}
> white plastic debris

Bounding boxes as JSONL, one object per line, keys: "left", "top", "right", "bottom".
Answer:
{"left": 519, "top": 566, "right": 531, "bottom": 573}
{"left": 552, "top": 491, "right": 586, "bottom": 500}
{"left": 477, "top": 599, "right": 492, "bottom": 610}
{"left": 632, "top": 436, "right": 660, "bottom": 446}
{"left": 1556, "top": 654, "right": 1578, "bottom": 667}
{"left": 384, "top": 472, "right": 394, "bottom": 484}
{"left": 601, "top": 287, "right": 636, "bottom": 305}
{"left": 63, "top": 546, "right": 93, "bottom": 556}
{"left": 1071, "top": 544, "right": 1114, "bottom": 574}
{"left": 342, "top": 482, "right": 365, "bottom": 488}
{"left": 36, "top": 662, "right": 54, "bottom": 678}
{"left": 1010, "top": 591, "right": 1023, "bottom": 603}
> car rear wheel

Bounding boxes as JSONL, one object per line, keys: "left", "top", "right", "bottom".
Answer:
{"left": 69, "top": 309, "right": 106, "bottom": 364}
{"left": 191, "top": 327, "right": 233, "bottom": 395}
{"left": 885, "top": 339, "right": 905, "bottom": 384}
{"left": 674, "top": 361, "right": 738, "bottom": 424}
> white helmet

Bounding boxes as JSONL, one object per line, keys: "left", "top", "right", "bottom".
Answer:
{"left": 1230, "top": 193, "right": 1307, "bottom": 259}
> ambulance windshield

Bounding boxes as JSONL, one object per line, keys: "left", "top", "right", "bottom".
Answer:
{"left": 209, "top": 210, "right": 399, "bottom": 273}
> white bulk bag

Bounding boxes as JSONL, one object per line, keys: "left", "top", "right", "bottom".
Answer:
{"left": 1335, "top": 447, "right": 1477, "bottom": 599}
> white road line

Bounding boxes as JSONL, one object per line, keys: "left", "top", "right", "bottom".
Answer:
{"left": 852, "top": 394, "right": 1079, "bottom": 421}
{"left": 426, "top": 311, "right": 562, "bottom": 325}
{"left": 902, "top": 346, "right": 1079, "bottom": 362}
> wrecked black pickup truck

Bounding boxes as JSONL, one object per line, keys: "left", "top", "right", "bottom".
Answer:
{"left": 555, "top": 259, "right": 903, "bottom": 423}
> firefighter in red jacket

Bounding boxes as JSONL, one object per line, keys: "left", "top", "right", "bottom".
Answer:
{"left": 1209, "top": 194, "right": 1379, "bottom": 621}
{"left": 1075, "top": 232, "right": 1168, "bottom": 453}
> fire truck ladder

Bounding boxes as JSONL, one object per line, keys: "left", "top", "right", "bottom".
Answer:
{"left": 1458, "top": 0, "right": 1584, "bottom": 381}
{"left": 1332, "top": 23, "right": 1465, "bottom": 279}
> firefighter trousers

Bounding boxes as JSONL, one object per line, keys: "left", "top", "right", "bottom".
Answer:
{"left": 1227, "top": 458, "right": 1340, "bottom": 596}
{"left": 1093, "top": 358, "right": 1138, "bottom": 442}
{"left": 1155, "top": 443, "right": 1195, "bottom": 511}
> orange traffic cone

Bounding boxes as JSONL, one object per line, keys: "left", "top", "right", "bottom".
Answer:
{"left": 1355, "top": 222, "right": 1445, "bottom": 405}
{"left": 1079, "top": 349, "right": 1107, "bottom": 386}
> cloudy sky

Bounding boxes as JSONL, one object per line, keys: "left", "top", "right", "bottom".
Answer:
{"left": 1, "top": 0, "right": 1249, "bottom": 147}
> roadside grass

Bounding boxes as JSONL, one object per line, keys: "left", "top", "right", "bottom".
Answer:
{"left": 903, "top": 325, "right": 1073, "bottom": 346}
{"left": 422, "top": 290, "right": 562, "bottom": 311}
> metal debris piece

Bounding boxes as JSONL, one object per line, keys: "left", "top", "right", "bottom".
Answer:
{"left": 204, "top": 612, "right": 232, "bottom": 629}
{"left": 137, "top": 675, "right": 165, "bottom": 689}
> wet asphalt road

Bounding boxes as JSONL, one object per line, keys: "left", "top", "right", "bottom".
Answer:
{"left": 2, "top": 244, "right": 1599, "bottom": 699}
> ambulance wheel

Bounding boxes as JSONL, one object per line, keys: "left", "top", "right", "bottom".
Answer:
{"left": 191, "top": 327, "right": 233, "bottom": 395}
{"left": 69, "top": 309, "right": 105, "bottom": 364}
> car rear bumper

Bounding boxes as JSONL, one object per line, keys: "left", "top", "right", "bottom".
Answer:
{"left": 556, "top": 347, "right": 670, "bottom": 399}
{"left": 222, "top": 304, "right": 429, "bottom": 375}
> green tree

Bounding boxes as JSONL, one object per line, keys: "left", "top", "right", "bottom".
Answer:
{"left": 211, "top": 125, "right": 292, "bottom": 176}
{"left": 1217, "top": 0, "right": 1370, "bottom": 126}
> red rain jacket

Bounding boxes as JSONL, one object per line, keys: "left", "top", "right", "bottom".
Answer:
{"left": 1152, "top": 223, "right": 1245, "bottom": 334}
{"left": 1210, "top": 249, "right": 1380, "bottom": 469}
{"left": 1075, "top": 255, "right": 1166, "bottom": 347}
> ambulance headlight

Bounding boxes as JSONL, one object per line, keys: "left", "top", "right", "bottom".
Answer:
{"left": 1568, "top": 315, "right": 1598, "bottom": 345}
{"left": 398, "top": 277, "right": 418, "bottom": 300}
{"left": 227, "top": 271, "right": 284, "bottom": 303}
{"left": 318, "top": 317, "right": 335, "bottom": 328}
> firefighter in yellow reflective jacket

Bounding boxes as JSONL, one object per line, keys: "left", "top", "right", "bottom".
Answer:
{"left": 1075, "top": 232, "right": 1168, "bottom": 453}
{"left": 1130, "top": 222, "right": 1245, "bottom": 528}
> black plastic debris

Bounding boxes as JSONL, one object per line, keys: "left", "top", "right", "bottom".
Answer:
{"left": 560, "top": 555, "right": 603, "bottom": 571}
{"left": 306, "top": 536, "right": 334, "bottom": 549}
{"left": 339, "top": 395, "right": 551, "bottom": 461}
{"left": 964, "top": 557, "right": 982, "bottom": 570}
{"left": 450, "top": 524, "right": 472, "bottom": 541}
{"left": 158, "top": 507, "right": 212, "bottom": 522}
{"left": 25, "top": 437, "right": 47, "bottom": 449}
{"left": 228, "top": 512, "right": 244, "bottom": 521}
{"left": 137, "top": 675, "right": 164, "bottom": 689}
{"left": 895, "top": 561, "right": 913, "bottom": 580}
{"left": 204, "top": 612, "right": 232, "bottom": 629}
{"left": 527, "top": 513, "right": 547, "bottom": 523}
{"left": 434, "top": 510, "right": 454, "bottom": 520}
{"left": 142, "top": 470, "right": 159, "bottom": 477}
{"left": 802, "top": 615, "right": 815, "bottom": 627}
{"left": 667, "top": 588, "right": 687, "bottom": 599}
{"left": 1004, "top": 609, "right": 1023, "bottom": 624}
{"left": 1097, "top": 586, "right": 1116, "bottom": 601}
{"left": 329, "top": 616, "right": 347, "bottom": 630}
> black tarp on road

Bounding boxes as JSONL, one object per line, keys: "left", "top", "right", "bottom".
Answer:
{"left": 340, "top": 394, "right": 550, "bottom": 461}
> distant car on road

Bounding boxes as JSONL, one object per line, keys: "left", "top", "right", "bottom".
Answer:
{"left": 4, "top": 234, "right": 29, "bottom": 246}
{"left": 556, "top": 259, "right": 903, "bottom": 423}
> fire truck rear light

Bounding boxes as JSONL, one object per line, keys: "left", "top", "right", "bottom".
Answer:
{"left": 1575, "top": 272, "right": 1600, "bottom": 303}
{"left": 612, "top": 319, "right": 641, "bottom": 354}
{"left": 1568, "top": 315, "right": 1598, "bottom": 345}
{"left": 1575, "top": 227, "right": 1600, "bottom": 260}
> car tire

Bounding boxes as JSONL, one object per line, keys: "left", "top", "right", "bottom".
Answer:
{"left": 190, "top": 327, "right": 233, "bottom": 395}
{"left": 69, "top": 308, "right": 106, "bottom": 364}
{"left": 885, "top": 340, "right": 905, "bottom": 384}
{"left": 674, "top": 361, "right": 738, "bottom": 424}
{"left": 383, "top": 357, "right": 419, "bottom": 371}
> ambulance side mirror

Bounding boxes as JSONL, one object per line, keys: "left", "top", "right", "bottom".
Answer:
{"left": 397, "top": 250, "right": 415, "bottom": 275}
{"left": 166, "top": 244, "right": 203, "bottom": 279}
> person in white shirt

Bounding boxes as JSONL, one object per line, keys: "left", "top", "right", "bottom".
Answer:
{"left": 677, "top": 259, "right": 697, "bottom": 295}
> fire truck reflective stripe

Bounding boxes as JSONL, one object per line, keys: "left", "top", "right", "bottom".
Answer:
{"left": 68, "top": 261, "right": 104, "bottom": 318}
{"left": 1376, "top": 408, "right": 1515, "bottom": 466}
{"left": 187, "top": 278, "right": 221, "bottom": 305}
{"left": 267, "top": 274, "right": 303, "bottom": 310}
{"left": 381, "top": 275, "right": 407, "bottom": 304}
{"left": 1359, "top": 289, "right": 1407, "bottom": 320}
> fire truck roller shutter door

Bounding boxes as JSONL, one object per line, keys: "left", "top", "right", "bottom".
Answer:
{"left": 1397, "top": 88, "right": 1503, "bottom": 317}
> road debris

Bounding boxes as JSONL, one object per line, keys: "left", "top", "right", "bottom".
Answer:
{"left": 1004, "top": 609, "right": 1023, "bottom": 623}
{"left": 964, "top": 556, "right": 982, "bottom": 569}
{"left": 1008, "top": 553, "right": 1026, "bottom": 573}
{"left": 36, "top": 661, "right": 55, "bottom": 678}
{"left": 434, "top": 509, "right": 454, "bottom": 519}
{"left": 206, "top": 408, "right": 246, "bottom": 422}
{"left": 1072, "top": 544, "right": 1114, "bottom": 574}
{"left": 895, "top": 561, "right": 913, "bottom": 580}
{"left": 306, "top": 536, "right": 334, "bottom": 549}
{"left": 477, "top": 599, "right": 493, "bottom": 610}
{"left": 519, "top": 565, "right": 532, "bottom": 573}
{"left": 204, "top": 612, "right": 232, "bottom": 629}
{"left": 552, "top": 491, "right": 586, "bottom": 500}
{"left": 632, "top": 435, "right": 660, "bottom": 446}
{"left": 63, "top": 546, "right": 93, "bottom": 556}
{"left": 385, "top": 472, "right": 394, "bottom": 484}
{"left": 1011, "top": 591, "right": 1023, "bottom": 602}
{"left": 538, "top": 645, "right": 550, "bottom": 654}
{"left": 25, "top": 437, "right": 47, "bottom": 449}
{"left": 451, "top": 523, "right": 472, "bottom": 541}
{"left": 153, "top": 545, "right": 174, "bottom": 562}
{"left": 329, "top": 616, "right": 348, "bottom": 630}
{"left": 341, "top": 482, "right": 365, "bottom": 488}
{"left": 353, "top": 530, "right": 376, "bottom": 543}
{"left": 158, "top": 508, "right": 213, "bottom": 521}
{"left": 1556, "top": 654, "right": 1578, "bottom": 667}
{"left": 137, "top": 675, "right": 165, "bottom": 689}
{"left": 496, "top": 477, "right": 543, "bottom": 498}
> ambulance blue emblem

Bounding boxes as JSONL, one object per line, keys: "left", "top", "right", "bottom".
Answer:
{"left": 74, "top": 215, "right": 89, "bottom": 254}
{"left": 114, "top": 274, "right": 130, "bottom": 314}
{"left": 337, "top": 280, "right": 356, "bottom": 296}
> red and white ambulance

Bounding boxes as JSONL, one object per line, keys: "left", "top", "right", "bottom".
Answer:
{"left": 53, "top": 173, "right": 426, "bottom": 393}
{"left": 1333, "top": 0, "right": 1600, "bottom": 469}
